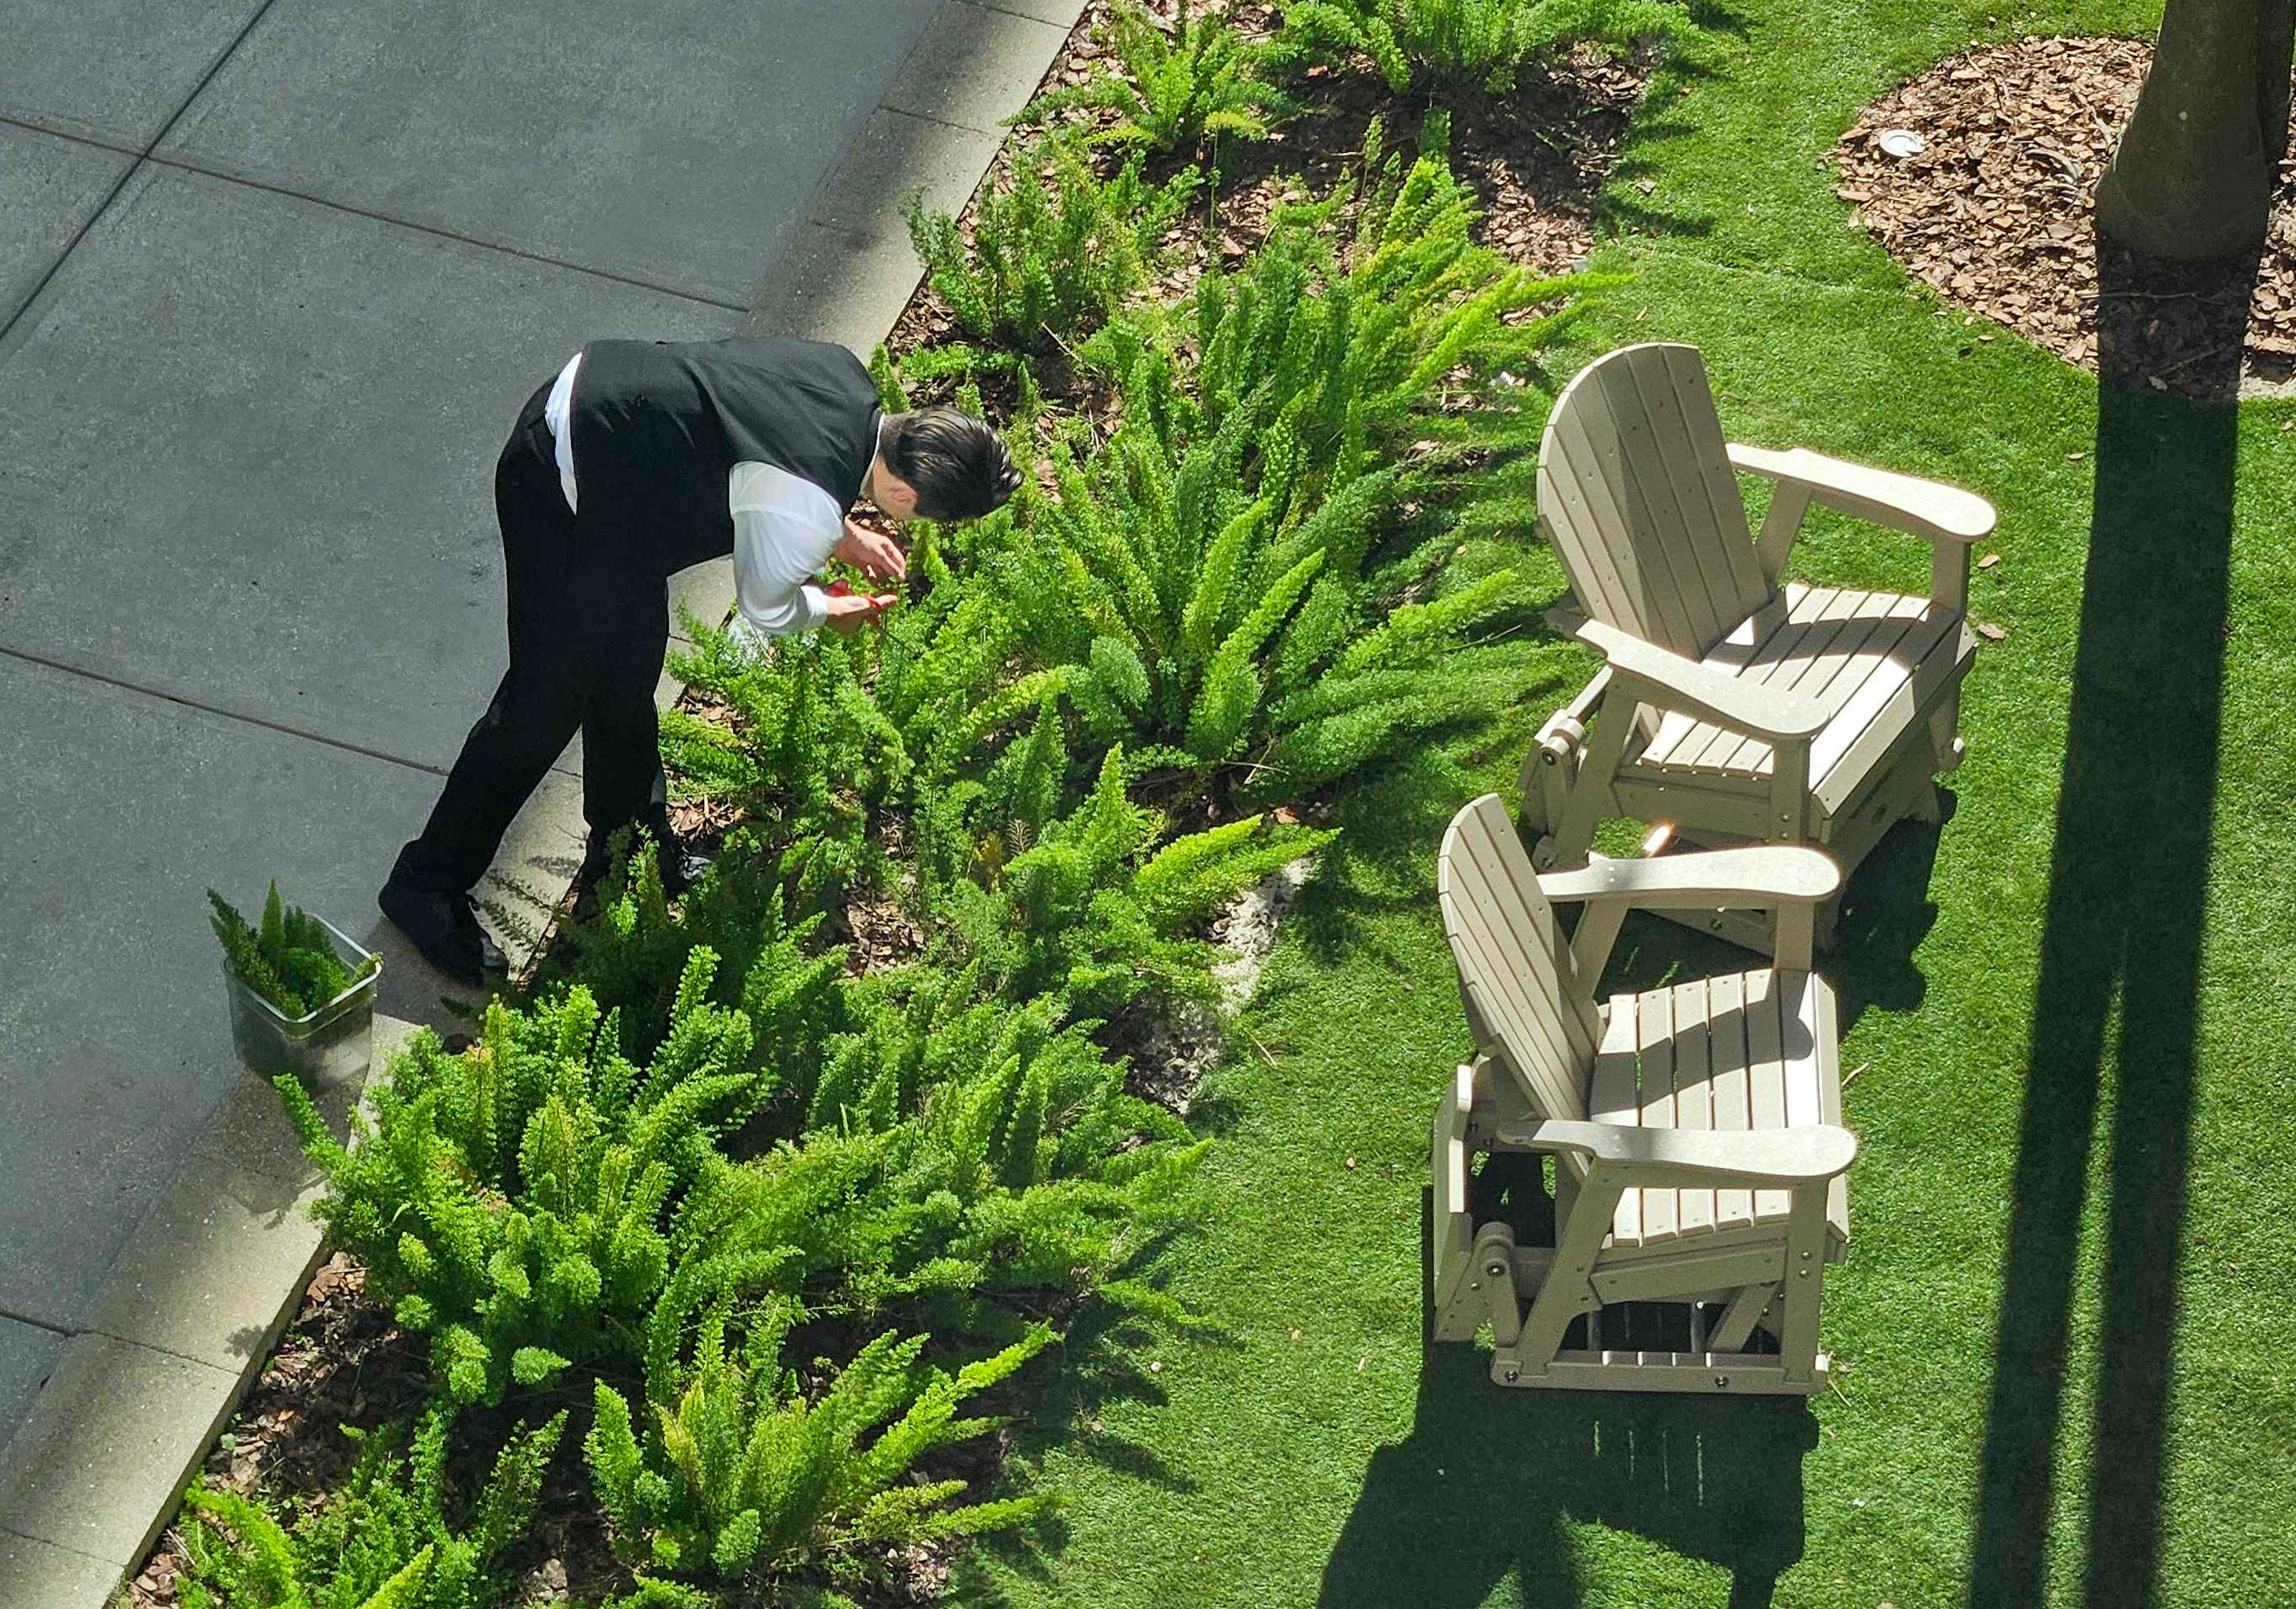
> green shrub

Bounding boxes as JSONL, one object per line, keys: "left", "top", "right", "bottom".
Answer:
{"left": 974, "top": 127, "right": 1601, "bottom": 791}
{"left": 537, "top": 842, "right": 846, "bottom": 1077}
{"left": 1021, "top": 0, "right": 1300, "bottom": 155}
{"left": 1153, "top": 115, "right": 1617, "bottom": 476}
{"left": 1274, "top": 0, "right": 1696, "bottom": 95}
{"left": 210, "top": 881, "right": 378, "bottom": 1017}
{"left": 661, "top": 528, "right": 1045, "bottom": 910}
{"left": 904, "top": 136, "right": 1201, "bottom": 350}
{"left": 277, "top": 963, "right": 769, "bottom": 1406}
{"left": 806, "top": 975, "right": 1209, "bottom": 1307}
{"left": 585, "top": 1319, "right": 1050, "bottom": 1583}
{"left": 934, "top": 745, "right": 1334, "bottom": 1012}
{"left": 175, "top": 1407, "right": 581, "bottom": 1609}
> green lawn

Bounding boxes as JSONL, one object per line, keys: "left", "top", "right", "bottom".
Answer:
{"left": 953, "top": 3, "right": 2296, "bottom": 1604}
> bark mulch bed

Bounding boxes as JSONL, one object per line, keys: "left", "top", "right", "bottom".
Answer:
{"left": 887, "top": 0, "right": 1653, "bottom": 421}
{"left": 120, "top": 1254, "right": 643, "bottom": 1609}
{"left": 1837, "top": 35, "right": 2296, "bottom": 402}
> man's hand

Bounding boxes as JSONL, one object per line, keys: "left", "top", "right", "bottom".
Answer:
{"left": 822, "top": 588, "right": 898, "bottom": 636}
{"left": 833, "top": 518, "right": 908, "bottom": 582}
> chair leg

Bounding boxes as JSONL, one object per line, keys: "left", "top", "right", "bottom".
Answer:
{"left": 1778, "top": 1190, "right": 1830, "bottom": 1386}
{"left": 1908, "top": 781, "right": 1943, "bottom": 825}
{"left": 1813, "top": 892, "right": 1842, "bottom": 952}
{"left": 1930, "top": 695, "right": 1964, "bottom": 772}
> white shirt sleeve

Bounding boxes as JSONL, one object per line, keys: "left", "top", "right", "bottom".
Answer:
{"left": 726, "top": 461, "right": 841, "bottom": 649}
{"left": 542, "top": 350, "right": 583, "bottom": 513}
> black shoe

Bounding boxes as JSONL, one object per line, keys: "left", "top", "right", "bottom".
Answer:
{"left": 378, "top": 877, "right": 507, "bottom": 986}
{"left": 580, "top": 833, "right": 713, "bottom": 898}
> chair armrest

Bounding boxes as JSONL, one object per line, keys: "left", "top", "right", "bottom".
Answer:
{"left": 1536, "top": 847, "right": 1842, "bottom": 909}
{"left": 1553, "top": 609, "right": 1830, "bottom": 742}
{"left": 1728, "top": 442, "right": 1995, "bottom": 546}
{"left": 1495, "top": 1117, "right": 1859, "bottom": 1184}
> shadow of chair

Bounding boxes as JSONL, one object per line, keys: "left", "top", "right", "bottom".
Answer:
{"left": 1318, "top": 1192, "right": 1814, "bottom": 1609}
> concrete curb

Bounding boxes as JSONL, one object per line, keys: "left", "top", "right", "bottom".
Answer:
{"left": 0, "top": 3, "right": 1079, "bottom": 1604}
{"left": 0, "top": 1016, "right": 411, "bottom": 1609}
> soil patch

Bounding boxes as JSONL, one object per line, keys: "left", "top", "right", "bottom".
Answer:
{"left": 887, "top": 0, "right": 1651, "bottom": 419}
{"left": 1837, "top": 35, "right": 2296, "bottom": 401}
{"left": 117, "top": 1253, "right": 646, "bottom": 1609}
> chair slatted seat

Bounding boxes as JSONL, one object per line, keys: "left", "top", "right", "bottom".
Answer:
{"left": 1431, "top": 793, "right": 1857, "bottom": 1395}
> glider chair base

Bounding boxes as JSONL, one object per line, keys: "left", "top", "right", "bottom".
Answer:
{"left": 1432, "top": 1057, "right": 1844, "bottom": 1399}
{"left": 1523, "top": 676, "right": 1962, "bottom": 960}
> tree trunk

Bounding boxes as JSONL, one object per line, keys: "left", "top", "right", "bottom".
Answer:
{"left": 2094, "top": 0, "right": 2296, "bottom": 261}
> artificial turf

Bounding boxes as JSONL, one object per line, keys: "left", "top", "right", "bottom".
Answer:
{"left": 949, "top": 2, "right": 2296, "bottom": 1604}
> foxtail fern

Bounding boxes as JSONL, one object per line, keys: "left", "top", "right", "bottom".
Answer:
{"left": 904, "top": 136, "right": 1201, "bottom": 349}
{"left": 1021, "top": 0, "right": 1299, "bottom": 154}
{"left": 584, "top": 1321, "right": 1053, "bottom": 1580}
{"left": 1275, "top": 0, "right": 1697, "bottom": 95}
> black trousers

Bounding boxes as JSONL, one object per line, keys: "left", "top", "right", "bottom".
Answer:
{"left": 391, "top": 381, "right": 673, "bottom": 895}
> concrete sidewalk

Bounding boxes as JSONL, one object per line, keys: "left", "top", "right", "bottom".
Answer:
{"left": 0, "top": 0, "right": 1074, "bottom": 1597}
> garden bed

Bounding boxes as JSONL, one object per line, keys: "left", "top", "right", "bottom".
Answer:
{"left": 125, "top": 3, "right": 1677, "bottom": 1606}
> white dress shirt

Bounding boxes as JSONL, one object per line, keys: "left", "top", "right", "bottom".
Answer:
{"left": 540, "top": 349, "right": 851, "bottom": 647}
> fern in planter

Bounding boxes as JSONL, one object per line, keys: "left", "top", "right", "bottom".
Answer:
{"left": 174, "top": 1406, "right": 596, "bottom": 1609}
{"left": 1020, "top": 0, "right": 1300, "bottom": 156}
{"left": 904, "top": 135, "right": 1201, "bottom": 350}
{"left": 585, "top": 1317, "right": 1051, "bottom": 1583}
{"left": 210, "top": 880, "right": 378, "bottom": 1016}
{"left": 1273, "top": 0, "right": 1696, "bottom": 95}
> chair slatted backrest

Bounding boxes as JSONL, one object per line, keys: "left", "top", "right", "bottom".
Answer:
{"left": 1538, "top": 343, "right": 1771, "bottom": 661}
{"left": 1438, "top": 794, "right": 1600, "bottom": 1127}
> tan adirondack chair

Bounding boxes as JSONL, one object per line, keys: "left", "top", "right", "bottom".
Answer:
{"left": 1524, "top": 343, "right": 1993, "bottom": 953}
{"left": 1432, "top": 793, "right": 1858, "bottom": 1395}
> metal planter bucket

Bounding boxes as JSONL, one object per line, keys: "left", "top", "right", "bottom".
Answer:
{"left": 222, "top": 916, "right": 381, "bottom": 1085}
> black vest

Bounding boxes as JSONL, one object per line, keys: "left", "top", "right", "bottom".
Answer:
{"left": 569, "top": 336, "right": 882, "bottom": 575}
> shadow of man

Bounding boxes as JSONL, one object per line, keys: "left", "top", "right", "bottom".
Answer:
{"left": 1965, "top": 243, "right": 2247, "bottom": 1609}
{"left": 1318, "top": 1190, "right": 1816, "bottom": 1609}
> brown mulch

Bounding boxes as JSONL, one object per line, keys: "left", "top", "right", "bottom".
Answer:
{"left": 837, "top": 891, "right": 927, "bottom": 976}
{"left": 885, "top": 0, "right": 1651, "bottom": 419}
{"left": 1837, "top": 35, "right": 2296, "bottom": 401}
{"left": 118, "top": 1253, "right": 645, "bottom": 1609}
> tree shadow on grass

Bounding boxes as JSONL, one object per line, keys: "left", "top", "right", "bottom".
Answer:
{"left": 1316, "top": 1191, "right": 1814, "bottom": 1609}
{"left": 1965, "top": 250, "right": 2244, "bottom": 1609}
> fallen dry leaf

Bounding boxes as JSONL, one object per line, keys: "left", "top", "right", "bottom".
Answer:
{"left": 1978, "top": 551, "right": 2001, "bottom": 569}
{"left": 1974, "top": 620, "right": 2009, "bottom": 642}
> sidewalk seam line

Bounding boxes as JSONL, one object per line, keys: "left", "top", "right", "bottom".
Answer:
{"left": 967, "top": 0, "right": 1077, "bottom": 24}
{"left": 0, "top": 1308, "right": 73, "bottom": 1338}
{"left": 0, "top": 645, "right": 449, "bottom": 777}
{"left": 0, "top": 129, "right": 749, "bottom": 319}
{"left": 0, "top": 0, "right": 287, "bottom": 349}
{"left": 78, "top": 1332, "right": 241, "bottom": 1381}
{"left": 134, "top": 154, "right": 752, "bottom": 310}
{"left": 0, "top": 1521, "right": 118, "bottom": 1568}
